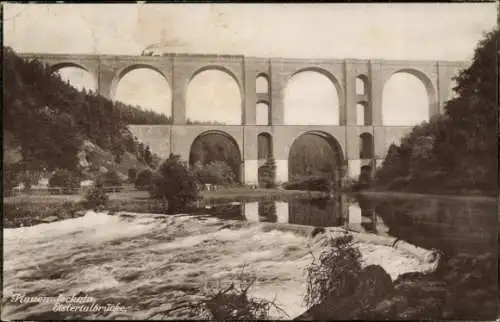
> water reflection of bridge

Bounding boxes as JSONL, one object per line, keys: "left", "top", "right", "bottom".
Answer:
{"left": 203, "top": 197, "right": 383, "bottom": 232}
{"left": 202, "top": 193, "right": 496, "bottom": 255}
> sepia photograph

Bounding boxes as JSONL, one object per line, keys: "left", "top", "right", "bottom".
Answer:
{"left": 2, "top": 2, "right": 498, "bottom": 320}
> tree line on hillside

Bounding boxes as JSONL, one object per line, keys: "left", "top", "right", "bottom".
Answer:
{"left": 3, "top": 47, "right": 164, "bottom": 191}
{"left": 114, "top": 101, "right": 173, "bottom": 124}
{"left": 374, "top": 28, "right": 498, "bottom": 195}
{"left": 114, "top": 101, "right": 227, "bottom": 125}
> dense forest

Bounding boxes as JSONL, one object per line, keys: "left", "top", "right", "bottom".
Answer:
{"left": 3, "top": 47, "right": 163, "bottom": 186}
{"left": 111, "top": 102, "right": 225, "bottom": 126}
{"left": 114, "top": 101, "right": 173, "bottom": 125}
{"left": 374, "top": 28, "right": 498, "bottom": 195}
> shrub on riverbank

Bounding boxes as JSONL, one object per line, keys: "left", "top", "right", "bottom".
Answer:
{"left": 84, "top": 185, "right": 109, "bottom": 210}
{"left": 97, "top": 169, "right": 123, "bottom": 192}
{"left": 258, "top": 157, "right": 277, "bottom": 188}
{"left": 192, "top": 161, "right": 237, "bottom": 186}
{"left": 151, "top": 154, "right": 199, "bottom": 214}
{"left": 304, "top": 234, "right": 362, "bottom": 308}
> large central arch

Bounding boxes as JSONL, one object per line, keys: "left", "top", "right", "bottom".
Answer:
{"left": 288, "top": 131, "right": 344, "bottom": 187}
{"left": 186, "top": 67, "right": 242, "bottom": 125}
{"left": 189, "top": 130, "right": 242, "bottom": 183}
{"left": 284, "top": 68, "right": 341, "bottom": 125}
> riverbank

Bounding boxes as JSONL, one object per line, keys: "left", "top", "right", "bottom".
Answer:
{"left": 2, "top": 211, "right": 439, "bottom": 320}
{"left": 3, "top": 187, "right": 326, "bottom": 229}
{"left": 4, "top": 187, "right": 325, "bottom": 204}
{"left": 357, "top": 189, "right": 497, "bottom": 202}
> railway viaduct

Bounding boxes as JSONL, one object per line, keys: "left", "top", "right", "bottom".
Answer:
{"left": 19, "top": 52, "right": 468, "bottom": 185}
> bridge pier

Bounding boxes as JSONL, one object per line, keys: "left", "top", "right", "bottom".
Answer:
{"left": 243, "top": 160, "right": 259, "bottom": 185}
{"left": 275, "top": 159, "right": 289, "bottom": 184}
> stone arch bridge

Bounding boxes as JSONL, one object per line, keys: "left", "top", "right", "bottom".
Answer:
{"left": 19, "top": 52, "right": 467, "bottom": 185}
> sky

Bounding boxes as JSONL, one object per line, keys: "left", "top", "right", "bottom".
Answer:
{"left": 3, "top": 3, "right": 497, "bottom": 125}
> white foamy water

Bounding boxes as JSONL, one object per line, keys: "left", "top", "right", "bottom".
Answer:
{"left": 3, "top": 211, "right": 433, "bottom": 320}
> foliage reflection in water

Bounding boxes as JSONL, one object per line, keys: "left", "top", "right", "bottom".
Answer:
{"left": 194, "top": 193, "right": 496, "bottom": 256}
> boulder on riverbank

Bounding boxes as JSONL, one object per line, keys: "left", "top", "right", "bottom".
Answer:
{"left": 295, "top": 264, "right": 394, "bottom": 320}
{"left": 295, "top": 250, "right": 497, "bottom": 321}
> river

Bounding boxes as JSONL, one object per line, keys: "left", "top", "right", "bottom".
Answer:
{"left": 197, "top": 192, "right": 497, "bottom": 255}
{"left": 2, "top": 192, "right": 497, "bottom": 320}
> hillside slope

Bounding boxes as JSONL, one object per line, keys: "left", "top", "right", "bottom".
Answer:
{"left": 3, "top": 47, "right": 163, "bottom": 188}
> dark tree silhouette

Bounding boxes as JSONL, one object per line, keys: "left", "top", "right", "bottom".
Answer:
{"left": 151, "top": 154, "right": 199, "bottom": 214}
{"left": 374, "top": 28, "right": 498, "bottom": 195}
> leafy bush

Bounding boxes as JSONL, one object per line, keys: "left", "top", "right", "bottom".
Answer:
{"left": 193, "top": 161, "right": 236, "bottom": 186}
{"left": 258, "top": 156, "right": 277, "bottom": 188}
{"left": 97, "top": 169, "right": 123, "bottom": 191}
{"left": 304, "top": 233, "right": 362, "bottom": 308}
{"left": 48, "top": 169, "right": 80, "bottom": 194}
{"left": 151, "top": 153, "right": 199, "bottom": 214}
{"left": 134, "top": 168, "right": 154, "bottom": 191}
{"left": 128, "top": 168, "right": 137, "bottom": 183}
{"left": 84, "top": 185, "right": 109, "bottom": 210}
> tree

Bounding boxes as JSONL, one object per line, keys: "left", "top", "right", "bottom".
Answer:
{"left": 437, "top": 28, "right": 498, "bottom": 192}
{"left": 97, "top": 169, "right": 123, "bottom": 191}
{"left": 151, "top": 153, "right": 199, "bottom": 214}
{"left": 84, "top": 185, "right": 109, "bottom": 210}
{"left": 144, "top": 145, "right": 153, "bottom": 166}
{"left": 194, "top": 161, "right": 237, "bottom": 186}
{"left": 374, "top": 28, "right": 498, "bottom": 195}
{"left": 258, "top": 156, "right": 277, "bottom": 188}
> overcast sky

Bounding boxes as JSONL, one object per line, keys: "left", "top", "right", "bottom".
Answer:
{"left": 3, "top": 3, "right": 497, "bottom": 125}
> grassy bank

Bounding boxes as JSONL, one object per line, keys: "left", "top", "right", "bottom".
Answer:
{"left": 3, "top": 187, "right": 326, "bottom": 228}
{"left": 4, "top": 187, "right": 323, "bottom": 204}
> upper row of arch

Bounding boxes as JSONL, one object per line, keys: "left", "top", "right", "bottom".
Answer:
{"left": 49, "top": 61, "right": 437, "bottom": 102}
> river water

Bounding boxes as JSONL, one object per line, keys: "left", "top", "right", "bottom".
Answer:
{"left": 197, "top": 193, "right": 497, "bottom": 256}
{"left": 2, "top": 192, "right": 497, "bottom": 320}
